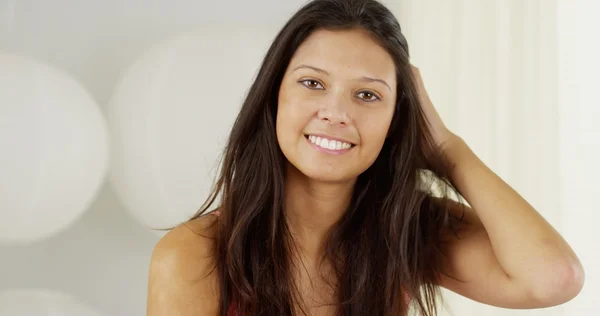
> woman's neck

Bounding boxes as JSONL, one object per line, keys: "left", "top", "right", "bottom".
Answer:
{"left": 283, "top": 164, "right": 355, "bottom": 262}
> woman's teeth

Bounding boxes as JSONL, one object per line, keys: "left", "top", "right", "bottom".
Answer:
{"left": 308, "top": 135, "right": 352, "bottom": 150}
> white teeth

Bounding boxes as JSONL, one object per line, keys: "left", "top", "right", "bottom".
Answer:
{"left": 307, "top": 135, "right": 352, "bottom": 151}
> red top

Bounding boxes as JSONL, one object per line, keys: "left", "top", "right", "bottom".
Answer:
{"left": 227, "top": 303, "right": 236, "bottom": 316}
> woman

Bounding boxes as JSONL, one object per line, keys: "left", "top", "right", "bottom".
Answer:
{"left": 147, "top": 0, "right": 584, "bottom": 315}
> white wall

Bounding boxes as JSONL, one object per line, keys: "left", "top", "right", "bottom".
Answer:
{"left": 0, "top": 185, "right": 155, "bottom": 316}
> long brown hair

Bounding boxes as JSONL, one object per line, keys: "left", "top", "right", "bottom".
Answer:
{"left": 190, "top": 0, "right": 464, "bottom": 315}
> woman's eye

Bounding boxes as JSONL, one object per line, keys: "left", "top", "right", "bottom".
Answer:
{"left": 300, "top": 80, "right": 324, "bottom": 90}
{"left": 357, "top": 91, "right": 380, "bottom": 102}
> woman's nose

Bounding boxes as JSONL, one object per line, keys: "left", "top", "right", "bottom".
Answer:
{"left": 317, "top": 92, "right": 351, "bottom": 126}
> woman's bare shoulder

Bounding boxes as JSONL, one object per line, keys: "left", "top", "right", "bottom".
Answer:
{"left": 147, "top": 214, "right": 220, "bottom": 315}
{"left": 151, "top": 213, "right": 219, "bottom": 266}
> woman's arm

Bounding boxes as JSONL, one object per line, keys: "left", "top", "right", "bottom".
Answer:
{"left": 410, "top": 66, "right": 584, "bottom": 308}
{"left": 436, "top": 135, "right": 584, "bottom": 308}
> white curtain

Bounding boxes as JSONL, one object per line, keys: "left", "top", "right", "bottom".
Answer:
{"left": 388, "top": 0, "right": 583, "bottom": 315}
{"left": 557, "top": 1, "right": 599, "bottom": 315}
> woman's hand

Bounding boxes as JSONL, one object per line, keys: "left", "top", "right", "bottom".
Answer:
{"left": 410, "top": 65, "right": 455, "bottom": 148}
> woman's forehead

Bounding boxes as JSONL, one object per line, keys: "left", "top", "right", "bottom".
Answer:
{"left": 287, "top": 29, "right": 396, "bottom": 84}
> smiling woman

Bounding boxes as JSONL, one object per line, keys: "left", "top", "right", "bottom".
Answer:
{"left": 146, "top": 0, "right": 584, "bottom": 315}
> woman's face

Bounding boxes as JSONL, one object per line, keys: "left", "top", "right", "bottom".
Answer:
{"left": 276, "top": 28, "right": 397, "bottom": 183}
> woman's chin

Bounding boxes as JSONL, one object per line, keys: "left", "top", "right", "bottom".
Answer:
{"left": 298, "top": 167, "right": 358, "bottom": 184}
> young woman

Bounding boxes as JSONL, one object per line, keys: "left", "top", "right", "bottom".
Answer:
{"left": 147, "top": 0, "right": 584, "bottom": 315}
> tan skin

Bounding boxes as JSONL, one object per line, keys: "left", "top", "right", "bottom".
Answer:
{"left": 147, "top": 29, "right": 584, "bottom": 315}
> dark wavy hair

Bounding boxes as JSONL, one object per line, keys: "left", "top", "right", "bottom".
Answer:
{"left": 190, "top": 0, "right": 464, "bottom": 315}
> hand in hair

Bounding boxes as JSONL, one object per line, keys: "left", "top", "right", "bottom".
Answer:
{"left": 410, "top": 65, "right": 454, "bottom": 149}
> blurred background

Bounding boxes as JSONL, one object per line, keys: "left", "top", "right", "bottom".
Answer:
{"left": 0, "top": 0, "right": 597, "bottom": 315}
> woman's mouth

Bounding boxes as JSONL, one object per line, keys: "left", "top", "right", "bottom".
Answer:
{"left": 305, "top": 134, "right": 355, "bottom": 153}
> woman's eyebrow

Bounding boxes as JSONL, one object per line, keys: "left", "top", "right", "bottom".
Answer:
{"left": 358, "top": 76, "right": 391, "bottom": 91}
{"left": 293, "top": 64, "right": 330, "bottom": 75}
